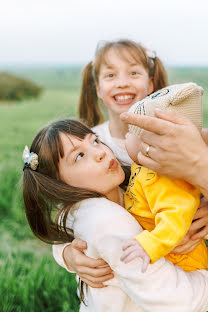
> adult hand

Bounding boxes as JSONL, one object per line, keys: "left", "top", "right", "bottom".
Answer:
{"left": 169, "top": 197, "right": 208, "bottom": 254}
{"left": 120, "top": 109, "right": 208, "bottom": 197}
{"left": 63, "top": 238, "right": 114, "bottom": 288}
{"left": 190, "top": 196, "right": 208, "bottom": 240}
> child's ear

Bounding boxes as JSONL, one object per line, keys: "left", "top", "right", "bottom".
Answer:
{"left": 148, "top": 78, "right": 154, "bottom": 95}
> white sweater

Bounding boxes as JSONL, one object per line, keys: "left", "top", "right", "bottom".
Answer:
{"left": 52, "top": 121, "right": 132, "bottom": 274}
{"left": 53, "top": 197, "right": 208, "bottom": 312}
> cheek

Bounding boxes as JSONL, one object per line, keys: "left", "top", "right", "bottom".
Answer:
{"left": 99, "top": 81, "right": 114, "bottom": 101}
{"left": 135, "top": 77, "right": 152, "bottom": 96}
{"left": 61, "top": 164, "right": 89, "bottom": 189}
{"left": 97, "top": 82, "right": 108, "bottom": 99}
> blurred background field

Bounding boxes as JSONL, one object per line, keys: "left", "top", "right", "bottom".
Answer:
{"left": 0, "top": 66, "right": 207, "bottom": 312}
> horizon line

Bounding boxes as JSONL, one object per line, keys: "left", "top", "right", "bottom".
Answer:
{"left": 0, "top": 63, "right": 208, "bottom": 68}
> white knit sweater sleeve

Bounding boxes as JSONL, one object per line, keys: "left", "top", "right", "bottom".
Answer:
{"left": 72, "top": 198, "right": 208, "bottom": 312}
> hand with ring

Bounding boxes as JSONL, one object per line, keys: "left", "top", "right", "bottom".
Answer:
{"left": 121, "top": 110, "right": 208, "bottom": 200}
{"left": 145, "top": 145, "right": 150, "bottom": 157}
{"left": 125, "top": 131, "right": 151, "bottom": 163}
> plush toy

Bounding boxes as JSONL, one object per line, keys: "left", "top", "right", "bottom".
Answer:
{"left": 128, "top": 82, "right": 204, "bottom": 136}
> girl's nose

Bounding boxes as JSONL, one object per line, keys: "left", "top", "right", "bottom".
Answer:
{"left": 95, "top": 148, "right": 106, "bottom": 162}
{"left": 116, "top": 73, "right": 130, "bottom": 88}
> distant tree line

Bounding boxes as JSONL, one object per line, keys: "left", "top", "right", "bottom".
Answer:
{"left": 0, "top": 72, "right": 42, "bottom": 102}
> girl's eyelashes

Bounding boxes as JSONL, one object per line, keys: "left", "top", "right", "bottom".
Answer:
{"left": 75, "top": 137, "right": 99, "bottom": 162}
{"left": 93, "top": 137, "right": 100, "bottom": 145}
{"left": 103, "top": 71, "right": 115, "bottom": 79}
{"left": 75, "top": 152, "right": 84, "bottom": 162}
{"left": 130, "top": 69, "right": 143, "bottom": 76}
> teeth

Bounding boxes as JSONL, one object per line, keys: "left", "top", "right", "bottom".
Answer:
{"left": 115, "top": 95, "right": 134, "bottom": 101}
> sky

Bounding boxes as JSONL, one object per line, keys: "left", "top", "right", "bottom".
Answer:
{"left": 1, "top": 0, "right": 208, "bottom": 66}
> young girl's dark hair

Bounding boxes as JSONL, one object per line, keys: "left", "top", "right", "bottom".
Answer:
{"left": 23, "top": 118, "right": 130, "bottom": 245}
{"left": 23, "top": 119, "right": 104, "bottom": 244}
{"left": 78, "top": 39, "right": 168, "bottom": 127}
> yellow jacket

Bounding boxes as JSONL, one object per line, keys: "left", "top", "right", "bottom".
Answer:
{"left": 124, "top": 162, "right": 208, "bottom": 271}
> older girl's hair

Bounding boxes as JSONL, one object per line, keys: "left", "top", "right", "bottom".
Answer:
{"left": 78, "top": 39, "right": 168, "bottom": 127}
{"left": 23, "top": 119, "right": 103, "bottom": 244}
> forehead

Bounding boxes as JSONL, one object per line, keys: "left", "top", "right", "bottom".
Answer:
{"left": 60, "top": 132, "right": 83, "bottom": 149}
{"left": 59, "top": 133, "right": 79, "bottom": 158}
{"left": 102, "top": 47, "right": 143, "bottom": 67}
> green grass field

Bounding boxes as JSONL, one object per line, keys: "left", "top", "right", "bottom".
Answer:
{"left": 0, "top": 66, "right": 207, "bottom": 312}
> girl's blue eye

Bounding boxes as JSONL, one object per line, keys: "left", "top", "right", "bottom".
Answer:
{"left": 76, "top": 152, "right": 84, "bottom": 161}
{"left": 131, "top": 71, "right": 137, "bottom": 76}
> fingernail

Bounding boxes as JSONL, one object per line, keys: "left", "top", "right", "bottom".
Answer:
{"left": 137, "top": 152, "right": 141, "bottom": 161}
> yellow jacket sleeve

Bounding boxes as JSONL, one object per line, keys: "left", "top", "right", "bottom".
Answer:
{"left": 134, "top": 167, "right": 200, "bottom": 263}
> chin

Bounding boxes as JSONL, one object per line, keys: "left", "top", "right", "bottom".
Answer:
{"left": 119, "top": 170, "right": 126, "bottom": 183}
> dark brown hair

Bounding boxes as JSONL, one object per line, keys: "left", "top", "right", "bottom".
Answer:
{"left": 22, "top": 118, "right": 131, "bottom": 305}
{"left": 23, "top": 119, "right": 103, "bottom": 244}
{"left": 78, "top": 39, "right": 168, "bottom": 127}
{"left": 23, "top": 118, "right": 129, "bottom": 245}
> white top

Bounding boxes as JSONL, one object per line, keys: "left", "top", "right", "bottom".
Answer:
{"left": 53, "top": 197, "right": 208, "bottom": 312}
{"left": 52, "top": 121, "right": 132, "bottom": 274}
{"left": 92, "top": 121, "right": 133, "bottom": 166}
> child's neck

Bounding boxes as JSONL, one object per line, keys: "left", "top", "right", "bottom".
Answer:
{"left": 106, "top": 187, "right": 124, "bottom": 207}
{"left": 108, "top": 112, "right": 128, "bottom": 139}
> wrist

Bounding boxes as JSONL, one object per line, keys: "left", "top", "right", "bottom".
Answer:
{"left": 189, "top": 146, "right": 208, "bottom": 196}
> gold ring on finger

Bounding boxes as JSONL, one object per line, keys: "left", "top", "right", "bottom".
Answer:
{"left": 145, "top": 145, "right": 150, "bottom": 157}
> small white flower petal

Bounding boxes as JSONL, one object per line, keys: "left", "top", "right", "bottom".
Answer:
{"left": 22, "top": 145, "right": 30, "bottom": 163}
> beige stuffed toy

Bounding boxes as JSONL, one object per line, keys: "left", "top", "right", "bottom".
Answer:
{"left": 128, "top": 82, "right": 204, "bottom": 136}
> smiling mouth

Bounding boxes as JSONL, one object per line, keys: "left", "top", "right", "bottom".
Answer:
{"left": 109, "top": 159, "right": 118, "bottom": 170}
{"left": 114, "top": 94, "right": 135, "bottom": 105}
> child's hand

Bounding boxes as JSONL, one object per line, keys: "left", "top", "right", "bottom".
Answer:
{"left": 120, "top": 239, "right": 150, "bottom": 272}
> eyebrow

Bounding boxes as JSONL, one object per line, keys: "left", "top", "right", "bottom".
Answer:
{"left": 103, "top": 62, "right": 141, "bottom": 69}
{"left": 128, "top": 63, "right": 142, "bottom": 67}
{"left": 102, "top": 64, "right": 115, "bottom": 70}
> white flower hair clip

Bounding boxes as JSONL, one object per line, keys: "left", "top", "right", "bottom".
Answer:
{"left": 22, "top": 146, "right": 38, "bottom": 171}
{"left": 142, "top": 44, "right": 156, "bottom": 60}
{"left": 145, "top": 48, "right": 156, "bottom": 59}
